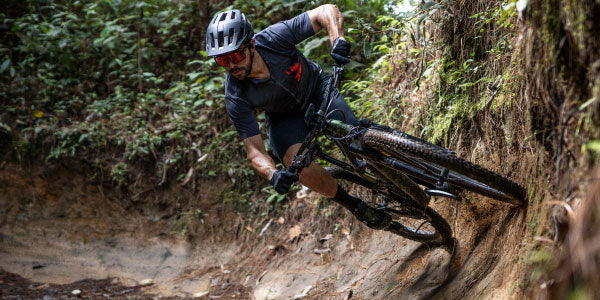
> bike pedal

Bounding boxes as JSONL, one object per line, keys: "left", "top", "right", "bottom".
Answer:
{"left": 425, "top": 189, "right": 460, "bottom": 200}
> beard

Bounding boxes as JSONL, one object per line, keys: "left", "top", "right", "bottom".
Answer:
{"left": 230, "top": 55, "right": 252, "bottom": 80}
{"left": 231, "top": 67, "right": 249, "bottom": 80}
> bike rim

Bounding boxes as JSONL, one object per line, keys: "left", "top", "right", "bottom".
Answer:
{"left": 384, "top": 206, "right": 440, "bottom": 237}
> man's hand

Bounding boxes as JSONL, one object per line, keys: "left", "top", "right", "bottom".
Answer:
{"left": 270, "top": 170, "right": 299, "bottom": 194}
{"left": 331, "top": 37, "right": 351, "bottom": 65}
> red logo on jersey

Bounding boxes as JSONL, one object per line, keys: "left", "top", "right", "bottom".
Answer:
{"left": 286, "top": 55, "right": 302, "bottom": 82}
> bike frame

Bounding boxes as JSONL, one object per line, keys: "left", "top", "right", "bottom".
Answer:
{"left": 288, "top": 65, "right": 458, "bottom": 204}
{"left": 287, "top": 64, "right": 354, "bottom": 175}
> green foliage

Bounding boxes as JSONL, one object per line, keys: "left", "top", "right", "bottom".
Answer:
{"left": 566, "top": 287, "right": 593, "bottom": 300}
{"left": 110, "top": 161, "right": 129, "bottom": 187}
{"left": 261, "top": 186, "right": 287, "bottom": 204}
{"left": 340, "top": 1, "right": 449, "bottom": 125}
{"left": 423, "top": 55, "right": 497, "bottom": 144}
{"left": 0, "top": 0, "right": 245, "bottom": 184}
{"left": 229, "top": 0, "right": 393, "bottom": 75}
{"left": 526, "top": 247, "right": 558, "bottom": 283}
{"left": 0, "top": 0, "right": 393, "bottom": 213}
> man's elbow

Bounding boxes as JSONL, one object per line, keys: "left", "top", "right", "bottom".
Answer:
{"left": 309, "top": 4, "right": 340, "bottom": 33}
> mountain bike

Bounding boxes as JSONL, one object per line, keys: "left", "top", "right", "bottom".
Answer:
{"left": 288, "top": 64, "right": 527, "bottom": 246}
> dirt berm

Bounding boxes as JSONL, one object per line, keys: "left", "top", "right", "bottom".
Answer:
{"left": 1, "top": 140, "right": 592, "bottom": 300}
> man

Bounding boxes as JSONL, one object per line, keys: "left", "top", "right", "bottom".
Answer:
{"left": 205, "top": 5, "right": 390, "bottom": 229}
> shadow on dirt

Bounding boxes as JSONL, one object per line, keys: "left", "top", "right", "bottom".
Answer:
{"left": 418, "top": 205, "right": 526, "bottom": 299}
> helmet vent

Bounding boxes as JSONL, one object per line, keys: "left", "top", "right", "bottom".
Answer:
{"left": 219, "top": 13, "right": 227, "bottom": 22}
{"left": 218, "top": 31, "right": 224, "bottom": 48}
{"left": 210, "top": 32, "right": 215, "bottom": 48}
{"left": 228, "top": 28, "right": 235, "bottom": 46}
{"left": 231, "top": 11, "right": 236, "bottom": 19}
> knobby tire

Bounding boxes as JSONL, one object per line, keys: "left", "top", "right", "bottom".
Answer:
{"left": 362, "top": 129, "right": 527, "bottom": 205}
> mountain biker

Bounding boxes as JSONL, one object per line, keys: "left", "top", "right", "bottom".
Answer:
{"left": 205, "top": 5, "right": 391, "bottom": 229}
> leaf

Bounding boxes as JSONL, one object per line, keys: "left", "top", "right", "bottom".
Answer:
{"left": 187, "top": 72, "right": 201, "bottom": 81}
{"left": 418, "top": 14, "right": 428, "bottom": 27}
{"left": 585, "top": 141, "right": 600, "bottom": 153}
{"left": 288, "top": 225, "right": 302, "bottom": 240}
{"left": 282, "top": 0, "right": 307, "bottom": 8}
{"left": 423, "top": 1, "right": 437, "bottom": 10}
{"left": 266, "top": 193, "right": 278, "bottom": 203}
{"left": 302, "top": 36, "right": 328, "bottom": 57}
{"left": 516, "top": 0, "right": 529, "bottom": 12}
{"left": 58, "top": 38, "right": 68, "bottom": 48}
{"left": 180, "top": 167, "right": 194, "bottom": 186}
{"left": 100, "top": 25, "right": 111, "bottom": 39}
{"left": 47, "top": 27, "right": 60, "bottom": 37}
{"left": 187, "top": 60, "right": 204, "bottom": 66}
{"left": 0, "top": 59, "right": 11, "bottom": 73}
{"left": 342, "top": 10, "right": 356, "bottom": 17}
{"left": 0, "top": 122, "right": 11, "bottom": 133}
{"left": 193, "top": 291, "right": 209, "bottom": 298}
{"left": 92, "top": 38, "right": 103, "bottom": 48}
{"left": 78, "top": 134, "right": 88, "bottom": 143}
{"left": 195, "top": 76, "right": 208, "bottom": 84}
{"left": 33, "top": 111, "right": 44, "bottom": 118}
{"left": 102, "top": 36, "right": 116, "bottom": 48}
{"left": 347, "top": 28, "right": 360, "bottom": 34}
{"left": 372, "top": 54, "right": 390, "bottom": 68}
{"left": 579, "top": 97, "right": 597, "bottom": 110}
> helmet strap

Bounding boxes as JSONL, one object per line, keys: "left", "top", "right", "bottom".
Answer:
{"left": 245, "top": 42, "right": 254, "bottom": 78}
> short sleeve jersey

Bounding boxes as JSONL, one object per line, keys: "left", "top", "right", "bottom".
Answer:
{"left": 224, "top": 12, "right": 322, "bottom": 139}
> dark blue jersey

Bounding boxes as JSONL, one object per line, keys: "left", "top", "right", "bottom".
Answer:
{"left": 225, "top": 12, "right": 322, "bottom": 139}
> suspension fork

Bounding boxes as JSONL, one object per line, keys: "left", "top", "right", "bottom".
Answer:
{"left": 368, "top": 161, "right": 430, "bottom": 209}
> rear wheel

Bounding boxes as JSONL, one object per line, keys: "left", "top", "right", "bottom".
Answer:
{"left": 326, "top": 166, "right": 452, "bottom": 246}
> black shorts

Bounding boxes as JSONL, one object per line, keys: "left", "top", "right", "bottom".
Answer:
{"left": 266, "top": 72, "right": 358, "bottom": 163}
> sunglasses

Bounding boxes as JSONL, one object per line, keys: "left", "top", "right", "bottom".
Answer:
{"left": 214, "top": 46, "right": 246, "bottom": 67}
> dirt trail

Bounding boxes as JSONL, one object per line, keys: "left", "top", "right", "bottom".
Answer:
{"left": 0, "top": 159, "right": 537, "bottom": 299}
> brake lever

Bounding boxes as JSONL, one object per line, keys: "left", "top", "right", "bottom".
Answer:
{"left": 288, "top": 143, "right": 321, "bottom": 175}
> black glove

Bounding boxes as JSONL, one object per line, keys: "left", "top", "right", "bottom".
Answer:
{"left": 330, "top": 37, "right": 351, "bottom": 65}
{"left": 270, "top": 170, "right": 299, "bottom": 194}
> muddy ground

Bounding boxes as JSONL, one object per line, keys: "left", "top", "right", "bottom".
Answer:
{"left": 0, "top": 149, "right": 566, "bottom": 300}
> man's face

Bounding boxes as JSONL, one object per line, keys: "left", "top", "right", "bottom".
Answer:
{"left": 215, "top": 45, "right": 252, "bottom": 80}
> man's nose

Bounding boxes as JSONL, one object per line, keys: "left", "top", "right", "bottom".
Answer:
{"left": 227, "top": 60, "right": 236, "bottom": 69}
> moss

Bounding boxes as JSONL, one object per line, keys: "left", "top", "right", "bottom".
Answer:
{"left": 110, "top": 162, "right": 129, "bottom": 187}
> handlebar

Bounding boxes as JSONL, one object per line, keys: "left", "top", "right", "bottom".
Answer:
{"left": 316, "top": 64, "right": 344, "bottom": 124}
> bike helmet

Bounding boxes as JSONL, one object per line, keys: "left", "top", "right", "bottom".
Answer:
{"left": 206, "top": 10, "right": 254, "bottom": 57}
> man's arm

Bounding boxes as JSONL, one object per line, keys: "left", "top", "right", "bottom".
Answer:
{"left": 243, "top": 134, "right": 277, "bottom": 181}
{"left": 307, "top": 4, "right": 345, "bottom": 46}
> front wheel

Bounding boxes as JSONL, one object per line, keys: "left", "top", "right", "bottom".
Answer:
{"left": 363, "top": 129, "right": 527, "bottom": 205}
{"left": 326, "top": 166, "right": 452, "bottom": 246}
